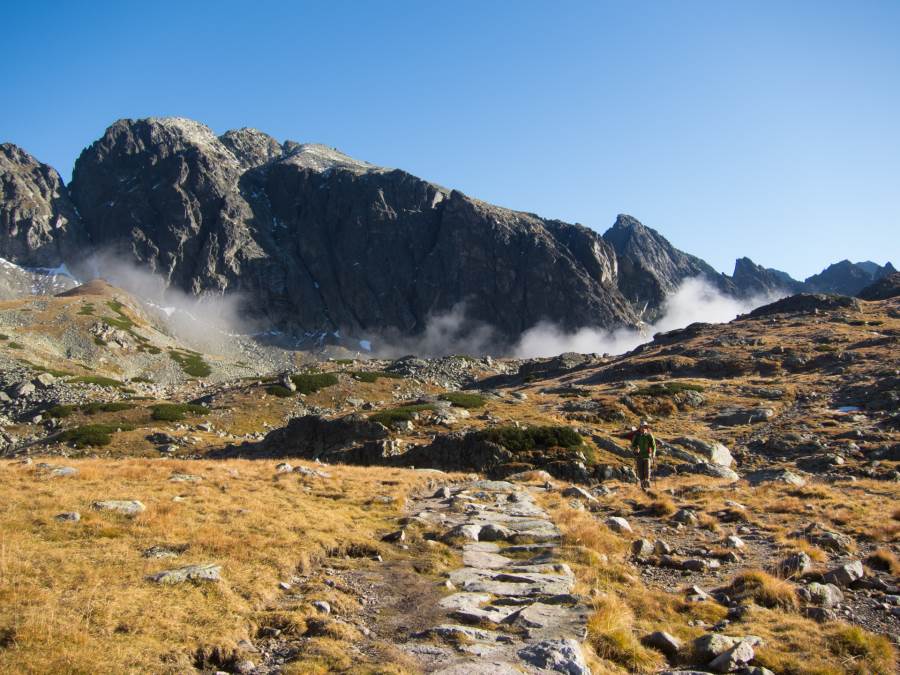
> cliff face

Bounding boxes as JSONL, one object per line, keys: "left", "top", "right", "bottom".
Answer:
{"left": 66, "top": 117, "right": 638, "bottom": 341}
{"left": 0, "top": 143, "right": 85, "bottom": 267}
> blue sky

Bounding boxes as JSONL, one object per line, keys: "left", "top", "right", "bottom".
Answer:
{"left": 2, "top": 1, "right": 897, "bottom": 279}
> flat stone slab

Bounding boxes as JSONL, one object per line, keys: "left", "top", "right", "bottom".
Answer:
{"left": 439, "top": 592, "right": 493, "bottom": 612}
{"left": 463, "top": 550, "right": 514, "bottom": 569}
{"left": 148, "top": 563, "right": 221, "bottom": 584}
{"left": 91, "top": 500, "right": 146, "bottom": 516}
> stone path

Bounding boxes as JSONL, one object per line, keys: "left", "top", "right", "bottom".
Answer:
{"left": 400, "top": 479, "right": 592, "bottom": 674}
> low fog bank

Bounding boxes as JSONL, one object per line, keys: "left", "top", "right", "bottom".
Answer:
{"left": 369, "top": 277, "right": 786, "bottom": 359}
{"left": 76, "top": 251, "right": 259, "bottom": 353}
{"left": 513, "top": 277, "right": 785, "bottom": 358}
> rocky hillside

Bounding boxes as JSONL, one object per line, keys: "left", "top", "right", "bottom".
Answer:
{"left": 0, "top": 287, "right": 896, "bottom": 674}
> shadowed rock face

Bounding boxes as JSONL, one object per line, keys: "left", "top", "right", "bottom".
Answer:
{"left": 731, "top": 257, "right": 805, "bottom": 297}
{"left": 805, "top": 259, "right": 897, "bottom": 296}
{"left": 857, "top": 271, "right": 900, "bottom": 300}
{"left": 602, "top": 214, "right": 732, "bottom": 317}
{"left": 0, "top": 143, "right": 85, "bottom": 266}
{"left": 68, "top": 117, "right": 639, "bottom": 341}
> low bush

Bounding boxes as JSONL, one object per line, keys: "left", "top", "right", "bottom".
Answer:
{"left": 266, "top": 385, "right": 295, "bottom": 398}
{"left": 633, "top": 381, "right": 705, "bottom": 397}
{"left": 439, "top": 392, "right": 486, "bottom": 409}
{"left": 168, "top": 350, "right": 212, "bottom": 378}
{"left": 81, "top": 402, "right": 135, "bottom": 415}
{"left": 69, "top": 375, "right": 125, "bottom": 388}
{"left": 7, "top": 342, "right": 24, "bottom": 350}
{"left": 476, "top": 425, "right": 582, "bottom": 452}
{"left": 370, "top": 404, "right": 434, "bottom": 427}
{"left": 150, "top": 403, "right": 208, "bottom": 422}
{"left": 58, "top": 423, "right": 134, "bottom": 448}
{"left": 48, "top": 404, "right": 76, "bottom": 418}
{"left": 290, "top": 372, "right": 338, "bottom": 394}
{"left": 351, "top": 371, "right": 403, "bottom": 383}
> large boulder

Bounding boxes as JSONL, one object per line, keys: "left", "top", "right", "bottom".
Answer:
{"left": 672, "top": 437, "right": 734, "bottom": 467}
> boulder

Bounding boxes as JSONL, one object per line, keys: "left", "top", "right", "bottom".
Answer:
{"left": 561, "top": 486, "right": 598, "bottom": 503}
{"left": 777, "top": 551, "right": 812, "bottom": 578}
{"left": 708, "top": 639, "right": 755, "bottom": 673}
{"left": 478, "top": 523, "right": 514, "bottom": 541}
{"left": 823, "top": 560, "right": 864, "bottom": 587}
{"left": 91, "top": 500, "right": 146, "bottom": 516}
{"left": 149, "top": 563, "right": 221, "bottom": 584}
{"left": 685, "top": 462, "right": 740, "bottom": 481}
{"left": 673, "top": 437, "right": 734, "bottom": 467}
{"left": 643, "top": 630, "right": 682, "bottom": 659}
{"left": 631, "top": 538, "right": 654, "bottom": 559}
{"left": 714, "top": 408, "right": 774, "bottom": 426}
{"left": 12, "top": 382, "right": 35, "bottom": 399}
{"left": 745, "top": 468, "right": 806, "bottom": 487}
{"left": 805, "top": 582, "right": 844, "bottom": 608}
{"left": 442, "top": 524, "right": 481, "bottom": 543}
{"left": 605, "top": 516, "right": 632, "bottom": 533}
{"left": 517, "top": 638, "right": 590, "bottom": 675}
{"left": 673, "top": 509, "right": 699, "bottom": 526}
{"left": 54, "top": 511, "right": 80, "bottom": 522}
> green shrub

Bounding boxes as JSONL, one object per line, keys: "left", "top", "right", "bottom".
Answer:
{"left": 78, "top": 303, "right": 95, "bottom": 315}
{"left": 130, "top": 376, "right": 153, "bottom": 384}
{"left": 69, "top": 375, "right": 124, "bottom": 388}
{"left": 150, "top": 403, "right": 208, "bottom": 422}
{"left": 476, "top": 425, "right": 583, "bottom": 452}
{"left": 81, "top": 402, "right": 135, "bottom": 415}
{"left": 351, "top": 371, "right": 403, "bottom": 383}
{"left": 168, "top": 350, "right": 212, "bottom": 378}
{"left": 58, "top": 423, "right": 134, "bottom": 448}
{"left": 0, "top": 334, "right": 7, "bottom": 340}
{"left": 266, "top": 385, "right": 295, "bottom": 398}
{"left": 333, "top": 358, "right": 354, "bottom": 365}
{"left": 370, "top": 404, "right": 434, "bottom": 427}
{"left": 633, "top": 381, "right": 705, "bottom": 397}
{"left": 48, "top": 404, "right": 76, "bottom": 418}
{"left": 7, "top": 342, "right": 24, "bottom": 350}
{"left": 290, "top": 372, "right": 338, "bottom": 394}
{"left": 439, "top": 392, "right": 486, "bottom": 408}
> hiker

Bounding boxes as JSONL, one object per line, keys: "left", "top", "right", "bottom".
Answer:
{"left": 631, "top": 420, "right": 656, "bottom": 491}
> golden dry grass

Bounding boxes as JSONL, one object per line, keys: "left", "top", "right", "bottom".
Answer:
{"left": 726, "top": 569, "right": 799, "bottom": 610}
{"left": 866, "top": 548, "right": 900, "bottom": 575}
{"left": 0, "top": 457, "right": 440, "bottom": 674}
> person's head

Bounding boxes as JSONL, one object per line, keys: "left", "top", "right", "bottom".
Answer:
{"left": 639, "top": 419, "right": 650, "bottom": 432}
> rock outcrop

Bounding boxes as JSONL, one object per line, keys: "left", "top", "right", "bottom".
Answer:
{"left": 602, "top": 214, "right": 731, "bottom": 317}
{"left": 0, "top": 143, "right": 85, "bottom": 266}
{"left": 805, "top": 259, "right": 896, "bottom": 296}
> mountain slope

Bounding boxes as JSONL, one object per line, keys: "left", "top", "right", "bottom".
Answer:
{"left": 67, "top": 117, "right": 639, "bottom": 342}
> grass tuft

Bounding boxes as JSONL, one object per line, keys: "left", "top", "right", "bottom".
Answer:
{"left": 726, "top": 569, "right": 798, "bottom": 610}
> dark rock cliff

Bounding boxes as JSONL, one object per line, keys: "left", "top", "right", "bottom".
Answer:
{"left": 0, "top": 143, "right": 85, "bottom": 266}
{"left": 67, "top": 117, "right": 638, "bottom": 341}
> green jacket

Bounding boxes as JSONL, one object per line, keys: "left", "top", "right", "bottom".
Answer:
{"left": 631, "top": 431, "right": 656, "bottom": 459}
